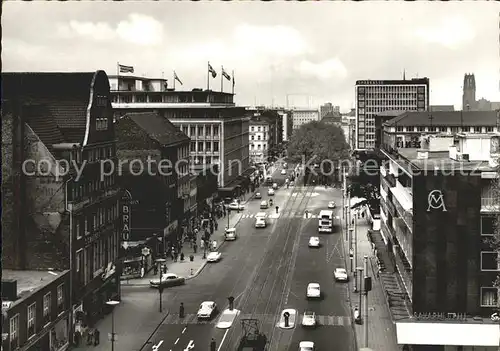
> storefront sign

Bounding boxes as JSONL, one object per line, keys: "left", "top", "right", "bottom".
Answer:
{"left": 164, "top": 220, "right": 178, "bottom": 236}
{"left": 413, "top": 312, "right": 467, "bottom": 321}
{"left": 2, "top": 301, "right": 12, "bottom": 309}
{"left": 427, "top": 190, "right": 447, "bottom": 212}
{"left": 122, "top": 204, "right": 130, "bottom": 241}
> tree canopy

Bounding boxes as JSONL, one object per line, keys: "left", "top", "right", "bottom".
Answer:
{"left": 287, "top": 121, "right": 350, "bottom": 164}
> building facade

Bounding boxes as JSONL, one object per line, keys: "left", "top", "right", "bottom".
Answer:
{"left": 378, "top": 111, "right": 500, "bottom": 349}
{"left": 355, "top": 78, "right": 430, "bottom": 150}
{"left": 291, "top": 108, "right": 320, "bottom": 130}
{"left": 2, "top": 270, "right": 70, "bottom": 351}
{"left": 320, "top": 102, "right": 340, "bottom": 118}
{"left": 115, "top": 112, "right": 191, "bottom": 278}
{"left": 1, "top": 71, "right": 121, "bottom": 344}
{"left": 248, "top": 116, "right": 277, "bottom": 164}
{"left": 110, "top": 76, "right": 251, "bottom": 189}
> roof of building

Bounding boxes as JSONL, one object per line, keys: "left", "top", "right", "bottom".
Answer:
{"left": 2, "top": 269, "right": 68, "bottom": 302}
{"left": 122, "top": 112, "right": 189, "bottom": 146}
{"left": 374, "top": 110, "right": 407, "bottom": 117}
{"left": 356, "top": 77, "right": 429, "bottom": 85}
{"left": 321, "top": 111, "right": 341, "bottom": 120}
{"left": 430, "top": 105, "right": 455, "bottom": 112}
{"left": 384, "top": 110, "right": 498, "bottom": 127}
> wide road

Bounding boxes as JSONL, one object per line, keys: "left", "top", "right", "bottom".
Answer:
{"left": 142, "top": 172, "right": 356, "bottom": 351}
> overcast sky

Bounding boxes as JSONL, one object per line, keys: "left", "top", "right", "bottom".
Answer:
{"left": 3, "top": 2, "right": 499, "bottom": 111}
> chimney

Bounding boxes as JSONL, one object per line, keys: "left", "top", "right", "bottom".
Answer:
{"left": 1, "top": 280, "right": 18, "bottom": 301}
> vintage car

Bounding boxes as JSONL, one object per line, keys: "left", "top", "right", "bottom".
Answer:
{"left": 149, "top": 273, "right": 185, "bottom": 288}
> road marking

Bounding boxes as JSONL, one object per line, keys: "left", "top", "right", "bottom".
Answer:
{"left": 217, "top": 330, "right": 229, "bottom": 351}
{"left": 174, "top": 338, "right": 179, "bottom": 345}
{"left": 152, "top": 340, "right": 164, "bottom": 350}
{"left": 182, "top": 327, "right": 187, "bottom": 334}
{"left": 183, "top": 340, "right": 194, "bottom": 350}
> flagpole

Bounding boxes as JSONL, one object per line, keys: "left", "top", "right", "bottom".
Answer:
{"left": 221, "top": 66, "right": 224, "bottom": 93}
{"left": 117, "top": 62, "right": 120, "bottom": 100}
{"left": 207, "top": 62, "right": 210, "bottom": 91}
{"left": 173, "top": 71, "right": 176, "bottom": 91}
{"left": 232, "top": 70, "right": 235, "bottom": 95}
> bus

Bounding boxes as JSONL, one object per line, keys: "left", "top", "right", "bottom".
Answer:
{"left": 318, "top": 210, "right": 334, "bottom": 233}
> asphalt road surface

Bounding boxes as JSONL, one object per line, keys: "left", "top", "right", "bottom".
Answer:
{"left": 142, "top": 168, "right": 356, "bottom": 351}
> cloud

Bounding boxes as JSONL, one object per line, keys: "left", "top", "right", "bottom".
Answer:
{"left": 297, "top": 58, "right": 348, "bottom": 80}
{"left": 56, "top": 14, "right": 163, "bottom": 46}
{"left": 414, "top": 16, "right": 475, "bottom": 49}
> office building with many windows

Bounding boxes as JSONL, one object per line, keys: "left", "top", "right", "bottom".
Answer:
{"left": 291, "top": 108, "right": 320, "bottom": 129}
{"left": 355, "top": 78, "right": 430, "bottom": 150}
{"left": 377, "top": 111, "right": 500, "bottom": 349}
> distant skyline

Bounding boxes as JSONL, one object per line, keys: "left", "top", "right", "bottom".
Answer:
{"left": 3, "top": 2, "right": 499, "bottom": 112}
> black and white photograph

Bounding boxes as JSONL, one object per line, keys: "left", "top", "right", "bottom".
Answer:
{"left": 1, "top": 2, "right": 500, "bottom": 351}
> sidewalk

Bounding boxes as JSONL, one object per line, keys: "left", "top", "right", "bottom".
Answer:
{"left": 342, "top": 214, "right": 400, "bottom": 351}
{"left": 122, "top": 207, "right": 246, "bottom": 286}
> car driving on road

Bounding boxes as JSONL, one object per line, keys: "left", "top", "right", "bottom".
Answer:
{"left": 301, "top": 311, "right": 317, "bottom": 327}
{"left": 306, "top": 283, "right": 321, "bottom": 298}
{"left": 224, "top": 227, "right": 237, "bottom": 241}
{"left": 328, "top": 201, "right": 336, "bottom": 209}
{"left": 308, "top": 237, "right": 320, "bottom": 248}
{"left": 207, "top": 251, "right": 222, "bottom": 262}
{"left": 281, "top": 169, "right": 287, "bottom": 175}
{"left": 334, "top": 268, "right": 348, "bottom": 281}
{"left": 228, "top": 201, "right": 244, "bottom": 211}
{"left": 197, "top": 301, "right": 217, "bottom": 319}
{"left": 268, "top": 188, "right": 275, "bottom": 196}
{"left": 149, "top": 273, "right": 185, "bottom": 288}
{"left": 255, "top": 218, "right": 267, "bottom": 228}
{"left": 260, "top": 200, "right": 269, "bottom": 209}
{"left": 299, "top": 341, "right": 315, "bottom": 351}
{"left": 255, "top": 192, "right": 262, "bottom": 199}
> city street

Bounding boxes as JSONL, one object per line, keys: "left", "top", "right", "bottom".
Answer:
{"left": 143, "top": 170, "right": 356, "bottom": 351}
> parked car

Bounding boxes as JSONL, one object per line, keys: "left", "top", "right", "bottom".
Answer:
{"left": 334, "top": 268, "right": 348, "bottom": 281}
{"left": 228, "top": 201, "right": 244, "bottom": 211}
{"left": 197, "top": 301, "right": 217, "bottom": 319}
{"left": 207, "top": 252, "right": 222, "bottom": 262}
{"left": 150, "top": 273, "right": 185, "bottom": 288}
{"left": 225, "top": 227, "right": 237, "bottom": 240}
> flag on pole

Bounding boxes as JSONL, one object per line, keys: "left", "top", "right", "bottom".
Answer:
{"left": 208, "top": 64, "right": 217, "bottom": 78}
{"left": 222, "top": 68, "right": 231, "bottom": 81}
{"left": 232, "top": 71, "right": 235, "bottom": 88}
{"left": 118, "top": 64, "right": 134, "bottom": 73}
{"left": 174, "top": 71, "right": 183, "bottom": 85}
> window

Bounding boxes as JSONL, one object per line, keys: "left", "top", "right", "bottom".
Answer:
{"left": 197, "top": 142, "right": 203, "bottom": 152}
{"left": 190, "top": 127, "right": 195, "bottom": 136}
{"left": 10, "top": 314, "right": 19, "bottom": 348}
{"left": 76, "top": 249, "right": 82, "bottom": 273}
{"left": 474, "top": 127, "right": 482, "bottom": 133}
{"left": 213, "top": 126, "right": 219, "bottom": 136}
{"left": 481, "top": 251, "right": 500, "bottom": 271}
{"left": 486, "top": 127, "right": 494, "bottom": 132}
{"left": 213, "top": 142, "right": 219, "bottom": 152}
{"left": 251, "top": 126, "right": 254, "bottom": 132}
{"left": 481, "top": 216, "right": 496, "bottom": 236}
{"left": 198, "top": 126, "right": 204, "bottom": 136}
{"left": 84, "top": 217, "right": 88, "bottom": 234}
{"left": 57, "top": 284, "right": 64, "bottom": 310}
{"left": 396, "top": 127, "right": 403, "bottom": 132}
{"left": 76, "top": 219, "right": 81, "bottom": 239}
{"left": 28, "top": 302, "right": 36, "bottom": 337}
{"left": 190, "top": 142, "right": 196, "bottom": 152}
{"left": 480, "top": 287, "right": 498, "bottom": 307}
{"left": 43, "top": 292, "right": 51, "bottom": 324}
{"left": 205, "top": 142, "right": 211, "bottom": 151}
{"left": 96, "top": 118, "right": 108, "bottom": 131}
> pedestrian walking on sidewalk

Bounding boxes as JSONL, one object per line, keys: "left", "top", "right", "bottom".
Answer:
{"left": 180, "top": 252, "right": 185, "bottom": 261}
{"left": 214, "top": 221, "right": 218, "bottom": 230}
{"left": 193, "top": 243, "right": 198, "bottom": 253}
{"left": 174, "top": 252, "right": 178, "bottom": 262}
{"left": 210, "top": 338, "right": 216, "bottom": 351}
{"left": 93, "top": 328, "right": 100, "bottom": 346}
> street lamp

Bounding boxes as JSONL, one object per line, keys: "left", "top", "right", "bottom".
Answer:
{"left": 106, "top": 300, "right": 120, "bottom": 351}
{"left": 155, "top": 258, "right": 167, "bottom": 313}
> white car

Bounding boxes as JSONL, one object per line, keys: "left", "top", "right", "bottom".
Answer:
{"left": 255, "top": 218, "right": 267, "bottom": 228}
{"left": 207, "top": 252, "right": 222, "bottom": 262}
{"left": 255, "top": 192, "right": 262, "bottom": 199}
{"left": 299, "top": 341, "right": 315, "bottom": 351}
{"left": 277, "top": 308, "right": 297, "bottom": 329}
{"left": 272, "top": 183, "right": 278, "bottom": 190}
{"left": 255, "top": 212, "right": 267, "bottom": 219}
{"left": 306, "top": 283, "right": 321, "bottom": 298}
{"left": 328, "top": 201, "right": 336, "bottom": 209}
{"left": 260, "top": 200, "right": 269, "bottom": 209}
{"left": 308, "top": 237, "right": 320, "bottom": 248}
{"left": 224, "top": 227, "right": 237, "bottom": 241}
{"left": 149, "top": 273, "right": 185, "bottom": 288}
{"left": 268, "top": 188, "right": 275, "bottom": 196}
{"left": 281, "top": 169, "right": 287, "bottom": 175}
{"left": 334, "top": 268, "right": 348, "bottom": 281}
{"left": 197, "top": 301, "right": 217, "bottom": 319}
{"left": 228, "top": 201, "right": 244, "bottom": 211}
{"left": 301, "top": 311, "right": 317, "bottom": 327}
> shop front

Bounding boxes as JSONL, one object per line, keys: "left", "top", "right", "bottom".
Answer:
{"left": 24, "top": 313, "right": 69, "bottom": 351}
{"left": 120, "top": 241, "right": 155, "bottom": 279}
{"left": 162, "top": 220, "right": 178, "bottom": 252}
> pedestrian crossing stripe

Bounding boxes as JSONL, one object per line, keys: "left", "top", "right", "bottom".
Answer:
{"left": 161, "top": 313, "right": 351, "bottom": 326}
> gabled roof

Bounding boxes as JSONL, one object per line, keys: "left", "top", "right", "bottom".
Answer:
{"left": 384, "top": 111, "right": 498, "bottom": 127}
{"left": 23, "top": 104, "right": 65, "bottom": 152}
{"left": 123, "top": 112, "right": 189, "bottom": 146}
{"left": 321, "top": 111, "right": 341, "bottom": 122}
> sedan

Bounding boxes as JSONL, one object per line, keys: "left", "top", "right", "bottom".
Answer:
{"left": 268, "top": 188, "right": 275, "bottom": 196}
{"left": 255, "top": 192, "right": 262, "bottom": 199}
{"left": 301, "top": 311, "right": 317, "bottom": 327}
{"left": 149, "top": 273, "right": 185, "bottom": 288}
{"left": 334, "top": 268, "right": 348, "bottom": 282}
{"left": 197, "top": 301, "right": 217, "bottom": 319}
{"left": 306, "top": 283, "right": 321, "bottom": 298}
{"left": 281, "top": 169, "right": 287, "bottom": 175}
{"left": 255, "top": 218, "right": 267, "bottom": 228}
{"left": 299, "top": 341, "right": 315, "bottom": 351}
{"left": 255, "top": 212, "right": 267, "bottom": 219}
{"left": 260, "top": 200, "right": 269, "bottom": 209}
{"left": 207, "top": 252, "right": 222, "bottom": 262}
{"left": 228, "top": 201, "right": 244, "bottom": 211}
{"left": 308, "top": 237, "right": 320, "bottom": 248}
{"left": 328, "top": 201, "right": 336, "bottom": 209}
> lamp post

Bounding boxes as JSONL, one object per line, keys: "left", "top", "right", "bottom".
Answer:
{"left": 155, "top": 258, "right": 167, "bottom": 313}
{"left": 356, "top": 267, "right": 363, "bottom": 322}
{"left": 106, "top": 300, "right": 120, "bottom": 351}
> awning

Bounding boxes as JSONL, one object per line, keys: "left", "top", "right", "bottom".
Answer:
{"left": 396, "top": 321, "right": 500, "bottom": 346}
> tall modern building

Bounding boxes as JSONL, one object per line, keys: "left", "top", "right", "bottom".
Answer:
{"left": 355, "top": 78, "right": 430, "bottom": 150}
{"left": 110, "top": 75, "right": 252, "bottom": 189}
{"left": 320, "top": 102, "right": 340, "bottom": 118}
{"left": 292, "top": 108, "right": 320, "bottom": 129}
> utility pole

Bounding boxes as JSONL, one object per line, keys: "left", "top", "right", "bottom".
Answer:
{"left": 357, "top": 266, "right": 363, "bottom": 322}
{"left": 353, "top": 215, "right": 358, "bottom": 292}
{"left": 363, "top": 255, "right": 369, "bottom": 347}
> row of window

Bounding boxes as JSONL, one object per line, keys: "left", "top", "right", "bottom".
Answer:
{"left": 84, "top": 145, "right": 116, "bottom": 164}
{"left": 250, "top": 135, "right": 267, "bottom": 141}
{"left": 96, "top": 118, "right": 109, "bottom": 131}
{"left": 70, "top": 175, "right": 117, "bottom": 203}
{"left": 250, "top": 144, "right": 267, "bottom": 150}
{"left": 76, "top": 231, "right": 120, "bottom": 286}
{"left": 10, "top": 284, "right": 65, "bottom": 346}
{"left": 180, "top": 125, "right": 220, "bottom": 137}
{"left": 190, "top": 141, "right": 220, "bottom": 153}
{"left": 75, "top": 201, "right": 119, "bottom": 239}
{"left": 480, "top": 251, "right": 500, "bottom": 271}
{"left": 191, "top": 156, "right": 219, "bottom": 165}
{"left": 393, "top": 126, "right": 496, "bottom": 133}
{"left": 250, "top": 126, "right": 268, "bottom": 132}
{"left": 357, "top": 86, "right": 427, "bottom": 94}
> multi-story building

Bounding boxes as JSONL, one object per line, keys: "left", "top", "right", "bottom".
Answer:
{"left": 1, "top": 270, "right": 70, "bottom": 351}
{"left": 1, "top": 71, "right": 122, "bottom": 342}
{"left": 320, "top": 102, "right": 340, "bottom": 118}
{"left": 355, "top": 77, "right": 430, "bottom": 150}
{"left": 291, "top": 108, "right": 320, "bottom": 130}
{"left": 248, "top": 114, "right": 278, "bottom": 165}
{"left": 110, "top": 75, "right": 251, "bottom": 190}
{"left": 280, "top": 111, "right": 293, "bottom": 142}
{"left": 378, "top": 111, "right": 500, "bottom": 349}
{"left": 321, "top": 111, "right": 342, "bottom": 126}
{"left": 114, "top": 112, "right": 191, "bottom": 278}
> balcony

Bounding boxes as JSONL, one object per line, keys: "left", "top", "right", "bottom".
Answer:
{"left": 481, "top": 197, "right": 500, "bottom": 213}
